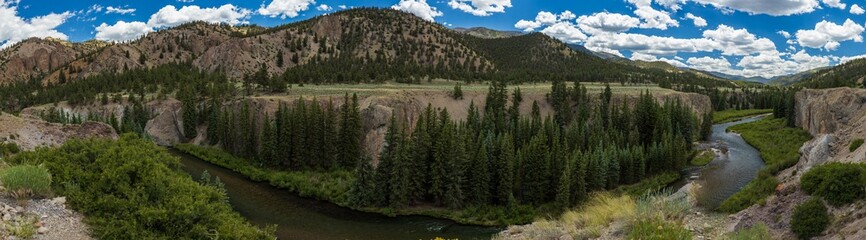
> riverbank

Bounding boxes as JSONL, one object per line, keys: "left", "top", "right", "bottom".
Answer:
{"left": 718, "top": 117, "right": 812, "bottom": 213}
{"left": 175, "top": 144, "right": 683, "bottom": 227}
{"left": 174, "top": 144, "right": 548, "bottom": 226}
{"left": 712, "top": 109, "right": 773, "bottom": 124}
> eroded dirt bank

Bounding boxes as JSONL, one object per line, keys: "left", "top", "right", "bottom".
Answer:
{"left": 729, "top": 88, "right": 866, "bottom": 239}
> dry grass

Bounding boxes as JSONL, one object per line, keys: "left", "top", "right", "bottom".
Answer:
{"left": 559, "top": 193, "right": 637, "bottom": 238}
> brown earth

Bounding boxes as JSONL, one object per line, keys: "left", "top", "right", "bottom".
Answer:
{"left": 728, "top": 88, "right": 866, "bottom": 239}
{"left": 0, "top": 113, "right": 117, "bottom": 151}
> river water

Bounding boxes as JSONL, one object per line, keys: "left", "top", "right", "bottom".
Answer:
{"left": 171, "top": 149, "right": 502, "bottom": 240}
{"left": 677, "top": 115, "right": 767, "bottom": 209}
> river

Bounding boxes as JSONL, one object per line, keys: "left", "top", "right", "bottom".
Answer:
{"left": 171, "top": 149, "right": 502, "bottom": 240}
{"left": 676, "top": 115, "right": 767, "bottom": 209}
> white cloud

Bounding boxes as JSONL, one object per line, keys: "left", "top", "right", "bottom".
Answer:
{"left": 391, "top": 0, "right": 443, "bottom": 22}
{"left": 687, "top": 56, "right": 733, "bottom": 73}
{"left": 627, "top": 0, "right": 679, "bottom": 30}
{"left": 338, "top": 5, "right": 347, "bottom": 9}
{"left": 0, "top": 0, "right": 72, "bottom": 48}
{"left": 447, "top": 0, "right": 511, "bottom": 16}
{"left": 778, "top": 30, "right": 791, "bottom": 38}
{"left": 631, "top": 52, "right": 688, "bottom": 67}
{"left": 692, "top": 0, "right": 820, "bottom": 16}
{"left": 106, "top": 6, "right": 136, "bottom": 15}
{"left": 795, "top": 19, "right": 865, "bottom": 50}
{"left": 703, "top": 25, "right": 776, "bottom": 55}
{"left": 316, "top": 4, "right": 332, "bottom": 11}
{"left": 540, "top": 22, "right": 588, "bottom": 43}
{"left": 576, "top": 12, "right": 641, "bottom": 35}
{"left": 584, "top": 32, "right": 717, "bottom": 55}
{"left": 851, "top": 4, "right": 865, "bottom": 14}
{"left": 257, "top": 0, "right": 315, "bottom": 19}
{"left": 95, "top": 4, "right": 251, "bottom": 42}
{"left": 514, "top": 20, "right": 542, "bottom": 32}
{"left": 513, "top": 11, "right": 568, "bottom": 31}
{"left": 822, "top": 0, "right": 846, "bottom": 9}
{"left": 148, "top": 4, "right": 250, "bottom": 28}
{"left": 840, "top": 54, "right": 866, "bottom": 63}
{"left": 94, "top": 21, "right": 152, "bottom": 42}
{"left": 684, "top": 13, "right": 707, "bottom": 27}
{"left": 655, "top": 0, "right": 687, "bottom": 11}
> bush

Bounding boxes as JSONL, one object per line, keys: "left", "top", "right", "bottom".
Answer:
{"left": 627, "top": 217, "right": 692, "bottom": 240}
{"left": 791, "top": 198, "right": 830, "bottom": 240}
{"left": 6, "top": 135, "right": 273, "bottom": 239}
{"left": 850, "top": 139, "right": 864, "bottom": 152}
{"left": 1, "top": 164, "right": 52, "bottom": 199}
{"left": 800, "top": 163, "right": 866, "bottom": 206}
{"left": 726, "top": 223, "right": 770, "bottom": 240}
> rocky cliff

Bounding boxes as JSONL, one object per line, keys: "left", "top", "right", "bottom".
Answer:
{"left": 729, "top": 88, "right": 866, "bottom": 239}
{"left": 22, "top": 89, "right": 711, "bottom": 162}
{"left": 0, "top": 113, "right": 117, "bottom": 151}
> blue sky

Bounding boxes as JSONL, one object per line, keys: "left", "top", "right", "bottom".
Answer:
{"left": 3, "top": 0, "right": 866, "bottom": 78}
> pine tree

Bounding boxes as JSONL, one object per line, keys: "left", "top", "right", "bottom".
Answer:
{"left": 348, "top": 157, "right": 376, "bottom": 208}
{"left": 373, "top": 115, "right": 399, "bottom": 206}
{"left": 496, "top": 134, "right": 516, "bottom": 205}
{"left": 600, "top": 84, "right": 613, "bottom": 129}
{"left": 555, "top": 159, "right": 573, "bottom": 208}
{"left": 338, "top": 93, "right": 363, "bottom": 168}
{"left": 700, "top": 111, "right": 713, "bottom": 141}
{"left": 468, "top": 137, "right": 491, "bottom": 205}
{"left": 260, "top": 115, "right": 278, "bottom": 167}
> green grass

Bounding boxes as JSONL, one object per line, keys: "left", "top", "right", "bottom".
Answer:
{"left": 0, "top": 164, "right": 52, "bottom": 199}
{"left": 713, "top": 109, "right": 773, "bottom": 124}
{"left": 718, "top": 117, "right": 812, "bottom": 213}
{"left": 850, "top": 139, "right": 864, "bottom": 152}
{"left": 725, "top": 224, "right": 770, "bottom": 240}
{"left": 612, "top": 172, "right": 680, "bottom": 197}
{"left": 175, "top": 144, "right": 546, "bottom": 226}
{"left": 691, "top": 150, "right": 715, "bottom": 166}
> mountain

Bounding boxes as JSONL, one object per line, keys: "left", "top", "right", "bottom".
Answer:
{"left": 768, "top": 67, "right": 826, "bottom": 86}
{"left": 452, "top": 27, "right": 523, "bottom": 39}
{"left": 0, "top": 8, "right": 730, "bottom": 87}
{"left": 567, "top": 44, "right": 625, "bottom": 60}
{"left": 795, "top": 58, "right": 866, "bottom": 88}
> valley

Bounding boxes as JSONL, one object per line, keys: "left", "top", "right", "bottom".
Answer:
{"left": 0, "top": 6, "right": 865, "bottom": 240}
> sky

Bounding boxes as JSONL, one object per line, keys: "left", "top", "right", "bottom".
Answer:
{"left": 3, "top": 0, "right": 866, "bottom": 78}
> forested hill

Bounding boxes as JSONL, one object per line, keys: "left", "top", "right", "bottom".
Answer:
{"left": 795, "top": 58, "right": 866, "bottom": 89}
{"left": 0, "top": 8, "right": 729, "bottom": 87}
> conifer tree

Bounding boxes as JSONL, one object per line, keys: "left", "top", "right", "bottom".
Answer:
{"left": 338, "top": 93, "right": 363, "bottom": 168}
{"left": 496, "top": 134, "right": 516, "bottom": 205}
{"left": 348, "top": 157, "right": 376, "bottom": 208}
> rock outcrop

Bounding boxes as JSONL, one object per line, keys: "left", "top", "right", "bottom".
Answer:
{"left": 0, "top": 113, "right": 117, "bottom": 151}
{"left": 729, "top": 87, "right": 866, "bottom": 239}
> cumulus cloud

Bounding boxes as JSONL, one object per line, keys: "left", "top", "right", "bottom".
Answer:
{"left": 0, "top": 0, "right": 72, "bottom": 48}
{"left": 631, "top": 52, "right": 688, "bottom": 67}
{"left": 106, "top": 6, "right": 135, "bottom": 15}
{"left": 795, "top": 19, "right": 865, "bottom": 50}
{"left": 447, "top": 0, "right": 511, "bottom": 16}
{"left": 391, "top": 0, "right": 443, "bottom": 21}
{"left": 851, "top": 4, "right": 865, "bottom": 14}
{"left": 539, "top": 22, "right": 588, "bottom": 43}
{"left": 148, "top": 4, "right": 250, "bottom": 28}
{"left": 687, "top": 56, "right": 733, "bottom": 73}
{"left": 692, "top": 0, "right": 820, "bottom": 16}
{"left": 822, "top": 0, "right": 846, "bottom": 9}
{"left": 684, "top": 13, "right": 707, "bottom": 27}
{"left": 257, "top": 0, "right": 315, "bottom": 19}
{"left": 627, "top": 0, "right": 679, "bottom": 30}
{"left": 316, "top": 4, "right": 332, "bottom": 11}
{"left": 94, "top": 21, "right": 151, "bottom": 42}
{"left": 778, "top": 30, "right": 791, "bottom": 38}
{"left": 655, "top": 0, "right": 687, "bottom": 11}
{"left": 703, "top": 25, "right": 776, "bottom": 55}
{"left": 95, "top": 4, "right": 251, "bottom": 42}
{"left": 576, "top": 12, "right": 641, "bottom": 35}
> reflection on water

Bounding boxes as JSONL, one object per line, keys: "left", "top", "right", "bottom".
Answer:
{"left": 690, "top": 115, "right": 767, "bottom": 209}
{"left": 170, "top": 149, "right": 501, "bottom": 240}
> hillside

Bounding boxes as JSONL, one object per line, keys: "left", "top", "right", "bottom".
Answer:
{"left": 0, "top": 8, "right": 729, "bottom": 87}
{"left": 794, "top": 59, "right": 866, "bottom": 88}
{"left": 452, "top": 27, "right": 523, "bottom": 39}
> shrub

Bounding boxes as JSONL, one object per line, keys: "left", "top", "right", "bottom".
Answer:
{"left": 850, "top": 139, "right": 864, "bottom": 152}
{"left": 1, "top": 164, "right": 52, "bottom": 200}
{"left": 791, "top": 198, "right": 830, "bottom": 240}
{"left": 6, "top": 135, "right": 273, "bottom": 239}
{"left": 627, "top": 217, "right": 692, "bottom": 240}
{"left": 452, "top": 83, "right": 464, "bottom": 100}
{"left": 800, "top": 163, "right": 866, "bottom": 206}
{"left": 726, "top": 223, "right": 770, "bottom": 240}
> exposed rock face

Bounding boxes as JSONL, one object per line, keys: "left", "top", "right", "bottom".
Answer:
{"left": 730, "top": 87, "right": 866, "bottom": 239}
{"left": 0, "top": 113, "right": 117, "bottom": 151}
{"left": 0, "top": 38, "right": 85, "bottom": 84}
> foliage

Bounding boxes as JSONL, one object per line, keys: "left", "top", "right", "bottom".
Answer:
{"left": 725, "top": 224, "right": 770, "bottom": 240}
{"left": 6, "top": 136, "right": 273, "bottom": 239}
{"left": 719, "top": 117, "right": 812, "bottom": 212}
{"left": 0, "top": 142, "right": 20, "bottom": 157}
{"left": 800, "top": 163, "right": 866, "bottom": 206}
{"left": 691, "top": 150, "right": 715, "bottom": 166}
{"left": 627, "top": 217, "right": 692, "bottom": 240}
{"left": 452, "top": 83, "right": 464, "bottom": 100}
{"left": 712, "top": 109, "right": 773, "bottom": 124}
{"left": 0, "top": 164, "right": 52, "bottom": 199}
{"left": 559, "top": 193, "right": 636, "bottom": 236}
{"left": 612, "top": 172, "right": 680, "bottom": 197}
{"left": 850, "top": 139, "right": 864, "bottom": 152}
{"left": 791, "top": 198, "right": 830, "bottom": 240}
